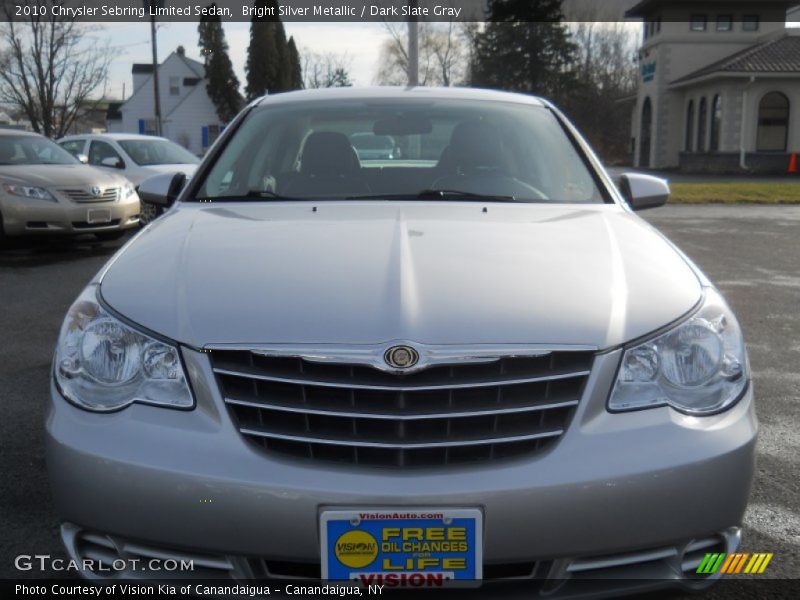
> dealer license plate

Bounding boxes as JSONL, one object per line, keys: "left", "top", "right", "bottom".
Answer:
{"left": 87, "top": 208, "right": 112, "bottom": 224}
{"left": 321, "top": 508, "right": 482, "bottom": 585}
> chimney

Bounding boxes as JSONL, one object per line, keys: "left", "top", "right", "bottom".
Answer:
{"left": 177, "top": 45, "right": 185, "bottom": 57}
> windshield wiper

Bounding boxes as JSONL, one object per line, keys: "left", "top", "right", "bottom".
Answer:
{"left": 347, "top": 189, "right": 518, "bottom": 202}
{"left": 198, "top": 190, "right": 303, "bottom": 201}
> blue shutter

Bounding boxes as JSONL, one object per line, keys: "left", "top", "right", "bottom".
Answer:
{"left": 138, "top": 119, "right": 145, "bottom": 134}
{"left": 201, "top": 126, "right": 209, "bottom": 148}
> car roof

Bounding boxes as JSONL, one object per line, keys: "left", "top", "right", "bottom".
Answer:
{"left": 254, "top": 86, "right": 549, "bottom": 109}
{"left": 58, "top": 133, "right": 170, "bottom": 142}
{"left": 0, "top": 128, "right": 41, "bottom": 138}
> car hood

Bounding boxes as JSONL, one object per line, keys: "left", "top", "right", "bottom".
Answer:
{"left": 100, "top": 202, "right": 702, "bottom": 350}
{"left": 0, "top": 164, "right": 126, "bottom": 188}
{"left": 130, "top": 164, "right": 198, "bottom": 185}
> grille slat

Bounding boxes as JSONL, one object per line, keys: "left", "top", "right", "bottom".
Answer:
{"left": 239, "top": 427, "right": 564, "bottom": 449}
{"left": 213, "top": 366, "right": 590, "bottom": 392}
{"left": 225, "top": 395, "right": 579, "bottom": 420}
{"left": 213, "top": 349, "right": 591, "bottom": 467}
{"left": 60, "top": 188, "right": 120, "bottom": 203}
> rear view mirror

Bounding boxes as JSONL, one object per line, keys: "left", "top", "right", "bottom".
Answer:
{"left": 76, "top": 154, "right": 89, "bottom": 164}
{"left": 137, "top": 172, "right": 187, "bottom": 208}
{"left": 619, "top": 173, "right": 670, "bottom": 211}
{"left": 374, "top": 115, "right": 432, "bottom": 137}
{"left": 101, "top": 156, "right": 124, "bottom": 169}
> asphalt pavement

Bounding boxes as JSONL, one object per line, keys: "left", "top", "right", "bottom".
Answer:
{"left": 0, "top": 205, "right": 798, "bottom": 591}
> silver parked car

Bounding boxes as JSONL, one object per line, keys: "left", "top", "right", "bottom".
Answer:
{"left": 47, "top": 88, "right": 755, "bottom": 596}
{"left": 57, "top": 133, "right": 200, "bottom": 225}
{"left": 0, "top": 130, "right": 140, "bottom": 242}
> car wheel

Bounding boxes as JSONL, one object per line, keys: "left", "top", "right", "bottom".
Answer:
{"left": 95, "top": 231, "right": 126, "bottom": 242}
{"left": 139, "top": 201, "right": 162, "bottom": 226}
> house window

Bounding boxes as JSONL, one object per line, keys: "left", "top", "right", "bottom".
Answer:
{"left": 697, "top": 97, "right": 708, "bottom": 152}
{"left": 717, "top": 15, "right": 733, "bottom": 32}
{"left": 169, "top": 76, "right": 180, "bottom": 96}
{"left": 138, "top": 118, "right": 158, "bottom": 135}
{"left": 685, "top": 100, "right": 695, "bottom": 152}
{"left": 757, "top": 92, "right": 790, "bottom": 152}
{"left": 710, "top": 95, "right": 723, "bottom": 152}
{"left": 743, "top": 15, "right": 760, "bottom": 31}
{"left": 202, "top": 124, "right": 222, "bottom": 149}
{"left": 690, "top": 15, "right": 708, "bottom": 31}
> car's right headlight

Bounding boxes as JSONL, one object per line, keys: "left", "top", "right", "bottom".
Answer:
{"left": 2, "top": 183, "right": 56, "bottom": 201}
{"left": 608, "top": 287, "right": 748, "bottom": 415}
{"left": 53, "top": 285, "right": 193, "bottom": 412}
{"left": 121, "top": 182, "right": 136, "bottom": 199}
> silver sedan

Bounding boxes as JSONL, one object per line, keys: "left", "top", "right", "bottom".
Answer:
{"left": 47, "top": 87, "right": 755, "bottom": 596}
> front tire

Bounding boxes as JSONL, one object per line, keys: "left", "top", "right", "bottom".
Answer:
{"left": 139, "top": 201, "right": 162, "bottom": 226}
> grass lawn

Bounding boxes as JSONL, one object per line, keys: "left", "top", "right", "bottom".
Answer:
{"left": 669, "top": 182, "right": 800, "bottom": 204}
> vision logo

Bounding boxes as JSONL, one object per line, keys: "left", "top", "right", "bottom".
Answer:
{"left": 696, "top": 552, "right": 773, "bottom": 575}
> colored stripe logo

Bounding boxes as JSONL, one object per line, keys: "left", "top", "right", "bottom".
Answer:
{"left": 696, "top": 552, "right": 773, "bottom": 574}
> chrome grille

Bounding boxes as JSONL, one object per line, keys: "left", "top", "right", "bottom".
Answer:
{"left": 212, "top": 349, "right": 593, "bottom": 467}
{"left": 60, "top": 187, "right": 119, "bottom": 203}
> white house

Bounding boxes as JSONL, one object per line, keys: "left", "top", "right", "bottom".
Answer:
{"left": 107, "top": 47, "right": 224, "bottom": 156}
{"left": 626, "top": 0, "right": 800, "bottom": 173}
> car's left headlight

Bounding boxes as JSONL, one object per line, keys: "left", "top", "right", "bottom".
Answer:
{"left": 122, "top": 182, "right": 136, "bottom": 199}
{"left": 53, "top": 285, "right": 193, "bottom": 412}
{"left": 608, "top": 287, "right": 748, "bottom": 415}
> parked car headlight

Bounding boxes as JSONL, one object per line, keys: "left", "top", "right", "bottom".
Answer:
{"left": 122, "top": 182, "right": 136, "bottom": 199}
{"left": 2, "top": 183, "right": 56, "bottom": 201}
{"left": 609, "top": 287, "right": 747, "bottom": 415}
{"left": 54, "top": 285, "right": 193, "bottom": 412}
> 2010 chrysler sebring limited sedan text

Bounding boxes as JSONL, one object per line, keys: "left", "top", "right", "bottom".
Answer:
{"left": 47, "top": 88, "right": 756, "bottom": 597}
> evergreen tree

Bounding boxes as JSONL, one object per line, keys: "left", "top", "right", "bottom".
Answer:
{"left": 272, "top": 13, "right": 290, "bottom": 92}
{"left": 471, "top": 0, "right": 578, "bottom": 106}
{"left": 198, "top": 4, "right": 242, "bottom": 122}
{"left": 245, "top": 0, "right": 294, "bottom": 98}
{"left": 327, "top": 68, "right": 352, "bottom": 88}
{"left": 286, "top": 37, "right": 304, "bottom": 90}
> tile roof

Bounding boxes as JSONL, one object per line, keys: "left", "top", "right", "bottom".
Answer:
{"left": 673, "top": 34, "right": 800, "bottom": 84}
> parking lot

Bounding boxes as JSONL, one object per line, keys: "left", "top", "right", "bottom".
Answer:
{"left": 1, "top": 205, "right": 798, "bottom": 586}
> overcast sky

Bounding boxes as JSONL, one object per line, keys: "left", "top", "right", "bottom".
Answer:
{"left": 101, "top": 14, "right": 800, "bottom": 101}
{"left": 102, "top": 21, "right": 389, "bottom": 99}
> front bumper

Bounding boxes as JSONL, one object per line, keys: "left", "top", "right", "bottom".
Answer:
{"left": 0, "top": 192, "right": 139, "bottom": 236}
{"left": 46, "top": 349, "right": 757, "bottom": 593}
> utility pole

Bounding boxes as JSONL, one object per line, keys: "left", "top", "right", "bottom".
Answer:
{"left": 407, "top": 0, "right": 419, "bottom": 86}
{"left": 145, "top": 0, "right": 163, "bottom": 135}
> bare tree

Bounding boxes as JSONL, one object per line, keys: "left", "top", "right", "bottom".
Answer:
{"left": 302, "top": 51, "right": 353, "bottom": 89}
{"left": 0, "top": 1, "right": 111, "bottom": 138}
{"left": 375, "top": 21, "right": 469, "bottom": 87}
{"left": 563, "top": 10, "right": 640, "bottom": 164}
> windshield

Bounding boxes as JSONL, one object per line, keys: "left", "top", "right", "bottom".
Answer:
{"left": 0, "top": 135, "right": 78, "bottom": 166}
{"left": 118, "top": 139, "right": 200, "bottom": 166}
{"left": 197, "top": 98, "right": 605, "bottom": 204}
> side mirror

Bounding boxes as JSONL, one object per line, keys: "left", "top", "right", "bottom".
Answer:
{"left": 137, "top": 172, "right": 187, "bottom": 208}
{"left": 101, "top": 156, "right": 124, "bottom": 169}
{"left": 619, "top": 173, "right": 670, "bottom": 211}
{"left": 76, "top": 154, "right": 89, "bottom": 164}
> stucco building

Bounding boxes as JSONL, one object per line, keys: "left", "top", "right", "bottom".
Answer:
{"left": 627, "top": 0, "right": 800, "bottom": 173}
{"left": 107, "top": 47, "right": 224, "bottom": 156}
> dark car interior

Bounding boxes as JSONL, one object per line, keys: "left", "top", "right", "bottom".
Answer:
{"left": 198, "top": 100, "right": 603, "bottom": 204}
